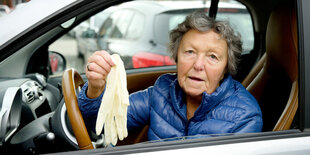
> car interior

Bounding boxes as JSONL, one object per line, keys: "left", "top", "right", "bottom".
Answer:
{"left": 242, "top": 2, "right": 298, "bottom": 132}
{"left": 0, "top": 0, "right": 302, "bottom": 154}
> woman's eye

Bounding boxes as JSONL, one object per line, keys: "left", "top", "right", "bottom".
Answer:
{"left": 210, "top": 54, "right": 218, "bottom": 60}
{"left": 185, "top": 50, "right": 194, "bottom": 54}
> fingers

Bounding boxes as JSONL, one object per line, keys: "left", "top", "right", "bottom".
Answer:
{"left": 99, "top": 50, "right": 116, "bottom": 66}
{"left": 92, "top": 50, "right": 115, "bottom": 67}
{"left": 86, "top": 62, "right": 108, "bottom": 79}
{"left": 85, "top": 50, "right": 116, "bottom": 95}
{"left": 86, "top": 66, "right": 105, "bottom": 80}
{"left": 86, "top": 50, "right": 115, "bottom": 79}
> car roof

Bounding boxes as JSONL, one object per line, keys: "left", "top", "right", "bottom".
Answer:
{"left": 0, "top": 0, "right": 77, "bottom": 46}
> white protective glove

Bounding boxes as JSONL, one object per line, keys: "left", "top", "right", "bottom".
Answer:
{"left": 95, "top": 54, "right": 130, "bottom": 146}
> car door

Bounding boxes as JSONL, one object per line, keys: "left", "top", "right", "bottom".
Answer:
{"left": 44, "top": 0, "right": 310, "bottom": 154}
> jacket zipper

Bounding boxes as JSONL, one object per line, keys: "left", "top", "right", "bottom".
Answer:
{"left": 184, "top": 121, "right": 188, "bottom": 137}
{"left": 184, "top": 117, "right": 193, "bottom": 139}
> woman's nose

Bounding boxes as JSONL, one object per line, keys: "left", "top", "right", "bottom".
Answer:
{"left": 193, "top": 56, "right": 204, "bottom": 71}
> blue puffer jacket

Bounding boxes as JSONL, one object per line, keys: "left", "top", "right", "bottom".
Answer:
{"left": 78, "top": 73, "right": 262, "bottom": 141}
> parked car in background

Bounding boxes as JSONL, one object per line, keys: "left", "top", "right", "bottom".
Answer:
{"left": 1, "top": 0, "right": 310, "bottom": 154}
{"left": 74, "top": 6, "right": 116, "bottom": 59}
{"left": 77, "top": 1, "right": 253, "bottom": 69}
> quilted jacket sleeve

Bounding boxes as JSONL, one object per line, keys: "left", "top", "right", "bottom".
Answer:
{"left": 232, "top": 110, "right": 263, "bottom": 133}
{"left": 78, "top": 82, "right": 151, "bottom": 132}
{"left": 230, "top": 91, "right": 263, "bottom": 133}
{"left": 231, "top": 108, "right": 263, "bottom": 133}
{"left": 78, "top": 82, "right": 104, "bottom": 131}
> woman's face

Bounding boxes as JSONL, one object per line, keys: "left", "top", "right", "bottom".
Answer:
{"left": 177, "top": 29, "right": 228, "bottom": 97}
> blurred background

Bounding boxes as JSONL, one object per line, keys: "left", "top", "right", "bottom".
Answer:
{"left": 1, "top": 0, "right": 253, "bottom": 76}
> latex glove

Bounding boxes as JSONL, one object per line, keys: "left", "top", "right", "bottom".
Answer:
{"left": 95, "top": 54, "right": 130, "bottom": 146}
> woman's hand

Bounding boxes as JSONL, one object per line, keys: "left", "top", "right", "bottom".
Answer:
{"left": 85, "top": 50, "right": 115, "bottom": 99}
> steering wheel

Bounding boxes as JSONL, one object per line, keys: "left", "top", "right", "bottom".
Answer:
{"left": 62, "top": 68, "right": 94, "bottom": 150}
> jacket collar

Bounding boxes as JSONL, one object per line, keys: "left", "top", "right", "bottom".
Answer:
{"left": 170, "top": 74, "right": 234, "bottom": 121}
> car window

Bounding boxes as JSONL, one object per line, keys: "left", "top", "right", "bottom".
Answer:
{"left": 216, "top": 1, "right": 254, "bottom": 54}
{"left": 110, "top": 9, "right": 135, "bottom": 39}
{"left": 154, "top": 9, "right": 208, "bottom": 46}
{"left": 169, "top": 15, "right": 188, "bottom": 30}
{"left": 49, "top": 0, "right": 254, "bottom": 74}
{"left": 126, "top": 11, "right": 144, "bottom": 40}
{"left": 100, "top": 10, "right": 122, "bottom": 38}
{"left": 155, "top": 3, "right": 253, "bottom": 56}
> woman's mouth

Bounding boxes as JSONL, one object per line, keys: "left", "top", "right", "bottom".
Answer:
{"left": 188, "top": 76, "right": 204, "bottom": 82}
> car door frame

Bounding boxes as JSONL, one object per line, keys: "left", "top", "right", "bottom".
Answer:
{"left": 3, "top": 0, "right": 310, "bottom": 154}
{"left": 53, "top": 0, "right": 310, "bottom": 154}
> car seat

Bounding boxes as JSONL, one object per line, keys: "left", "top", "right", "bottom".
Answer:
{"left": 242, "top": 2, "right": 298, "bottom": 131}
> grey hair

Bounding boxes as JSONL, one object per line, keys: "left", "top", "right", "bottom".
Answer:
{"left": 168, "top": 11, "right": 242, "bottom": 76}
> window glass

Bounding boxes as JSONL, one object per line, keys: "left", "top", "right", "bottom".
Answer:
{"left": 93, "top": 11, "right": 111, "bottom": 31}
{"left": 49, "top": 0, "right": 254, "bottom": 74}
{"left": 216, "top": 3, "right": 254, "bottom": 54}
{"left": 126, "top": 11, "right": 144, "bottom": 40}
{"left": 110, "top": 9, "right": 134, "bottom": 39}
{"left": 169, "top": 15, "right": 187, "bottom": 30}
{"left": 49, "top": 35, "right": 83, "bottom": 74}
{"left": 154, "top": 9, "right": 209, "bottom": 49}
{"left": 99, "top": 10, "right": 122, "bottom": 38}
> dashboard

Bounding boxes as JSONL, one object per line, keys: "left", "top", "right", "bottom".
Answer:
{"left": 0, "top": 73, "right": 61, "bottom": 147}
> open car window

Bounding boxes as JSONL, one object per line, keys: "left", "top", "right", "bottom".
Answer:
{"left": 49, "top": 0, "right": 254, "bottom": 74}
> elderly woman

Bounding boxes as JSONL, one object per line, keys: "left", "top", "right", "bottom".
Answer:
{"left": 78, "top": 11, "right": 263, "bottom": 141}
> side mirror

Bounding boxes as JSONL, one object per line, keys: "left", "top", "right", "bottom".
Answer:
{"left": 81, "top": 29, "right": 97, "bottom": 38}
{"left": 49, "top": 51, "right": 66, "bottom": 75}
